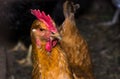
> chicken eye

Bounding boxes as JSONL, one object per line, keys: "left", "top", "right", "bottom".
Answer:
{"left": 39, "top": 28, "right": 45, "bottom": 31}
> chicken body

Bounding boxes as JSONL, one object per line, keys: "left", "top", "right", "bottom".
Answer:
{"left": 30, "top": 10, "right": 73, "bottom": 79}
{"left": 32, "top": 45, "right": 73, "bottom": 79}
{"left": 60, "top": 1, "right": 94, "bottom": 79}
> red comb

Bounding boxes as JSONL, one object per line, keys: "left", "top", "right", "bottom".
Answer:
{"left": 31, "top": 9, "right": 57, "bottom": 32}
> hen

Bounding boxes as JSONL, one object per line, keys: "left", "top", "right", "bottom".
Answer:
{"left": 59, "top": 1, "right": 95, "bottom": 79}
{"left": 30, "top": 9, "right": 73, "bottom": 79}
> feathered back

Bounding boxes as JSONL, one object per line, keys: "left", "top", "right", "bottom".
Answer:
{"left": 31, "top": 9, "right": 57, "bottom": 33}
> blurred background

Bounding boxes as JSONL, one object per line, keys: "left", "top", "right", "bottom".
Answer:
{"left": 0, "top": 0, "right": 120, "bottom": 79}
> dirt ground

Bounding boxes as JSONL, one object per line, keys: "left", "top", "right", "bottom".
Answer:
{"left": 0, "top": 1, "right": 120, "bottom": 79}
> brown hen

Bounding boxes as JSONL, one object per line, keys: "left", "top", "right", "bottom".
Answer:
{"left": 30, "top": 9, "right": 73, "bottom": 79}
{"left": 59, "top": 1, "right": 95, "bottom": 79}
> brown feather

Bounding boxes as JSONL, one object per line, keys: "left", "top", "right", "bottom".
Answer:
{"left": 32, "top": 45, "right": 74, "bottom": 79}
{"left": 60, "top": 1, "right": 95, "bottom": 79}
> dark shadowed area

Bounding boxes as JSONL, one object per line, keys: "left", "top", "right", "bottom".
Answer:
{"left": 0, "top": 0, "right": 120, "bottom": 79}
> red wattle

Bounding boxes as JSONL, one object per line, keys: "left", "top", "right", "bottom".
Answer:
{"left": 45, "top": 40, "right": 52, "bottom": 52}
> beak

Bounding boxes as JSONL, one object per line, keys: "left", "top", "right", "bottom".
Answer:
{"left": 51, "top": 32, "right": 62, "bottom": 40}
